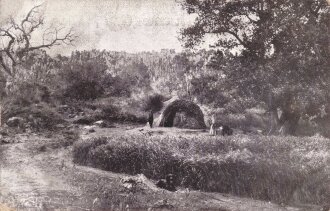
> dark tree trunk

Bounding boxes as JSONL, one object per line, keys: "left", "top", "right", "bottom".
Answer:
{"left": 278, "top": 110, "right": 300, "bottom": 136}
{"left": 0, "top": 73, "right": 7, "bottom": 100}
{"left": 267, "top": 90, "right": 300, "bottom": 136}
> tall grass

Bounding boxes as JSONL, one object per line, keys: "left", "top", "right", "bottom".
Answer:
{"left": 73, "top": 133, "right": 330, "bottom": 206}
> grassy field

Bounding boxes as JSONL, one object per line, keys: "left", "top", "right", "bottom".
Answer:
{"left": 73, "top": 128, "right": 330, "bottom": 207}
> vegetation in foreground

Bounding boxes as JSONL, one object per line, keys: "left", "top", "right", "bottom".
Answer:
{"left": 73, "top": 132, "right": 330, "bottom": 207}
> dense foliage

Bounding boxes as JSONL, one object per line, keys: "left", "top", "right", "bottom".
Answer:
{"left": 180, "top": 0, "right": 330, "bottom": 135}
{"left": 1, "top": 46, "right": 329, "bottom": 136}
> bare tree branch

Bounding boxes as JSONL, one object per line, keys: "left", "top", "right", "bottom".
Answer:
{"left": 7, "top": 4, "right": 45, "bottom": 57}
{"left": 225, "top": 30, "right": 249, "bottom": 49}
{"left": 0, "top": 3, "right": 77, "bottom": 77}
{"left": 21, "top": 4, "right": 43, "bottom": 28}
{"left": 0, "top": 28, "right": 17, "bottom": 68}
{"left": 19, "top": 27, "right": 76, "bottom": 53}
{"left": 25, "top": 15, "right": 45, "bottom": 35}
{"left": 245, "top": 14, "right": 258, "bottom": 24}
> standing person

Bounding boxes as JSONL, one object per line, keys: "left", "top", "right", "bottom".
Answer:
{"left": 148, "top": 110, "right": 154, "bottom": 128}
{"left": 209, "top": 114, "right": 216, "bottom": 136}
{"left": 211, "top": 114, "right": 216, "bottom": 125}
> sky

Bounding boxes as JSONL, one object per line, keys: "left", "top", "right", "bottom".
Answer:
{"left": 0, "top": 0, "right": 197, "bottom": 55}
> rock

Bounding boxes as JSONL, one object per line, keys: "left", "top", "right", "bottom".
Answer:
{"left": 68, "top": 114, "right": 76, "bottom": 118}
{"left": 55, "top": 124, "right": 66, "bottom": 129}
{"left": 67, "top": 124, "right": 79, "bottom": 129}
{"left": 119, "top": 174, "right": 160, "bottom": 193}
{"left": 94, "top": 120, "right": 106, "bottom": 128}
{"left": 121, "top": 177, "right": 139, "bottom": 191}
{"left": 152, "top": 199, "right": 175, "bottom": 210}
{"left": 83, "top": 125, "right": 96, "bottom": 133}
{"left": 1, "top": 139, "right": 11, "bottom": 144}
{"left": 58, "top": 105, "right": 69, "bottom": 113}
{"left": 73, "top": 118, "right": 93, "bottom": 125}
{"left": 0, "top": 130, "right": 8, "bottom": 136}
{"left": 83, "top": 125, "right": 96, "bottom": 130}
{"left": 59, "top": 105, "right": 69, "bottom": 110}
{"left": 27, "top": 129, "right": 34, "bottom": 134}
{"left": 155, "top": 174, "right": 176, "bottom": 192}
{"left": 35, "top": 104, "right": 43, "bottom": 109}
{"left": 6, "top": 117, "right": 25, "bottom": 128}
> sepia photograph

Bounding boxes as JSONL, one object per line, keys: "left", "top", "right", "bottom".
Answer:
{"left": 0, "top": 0, "right": 329, "bottom": 210}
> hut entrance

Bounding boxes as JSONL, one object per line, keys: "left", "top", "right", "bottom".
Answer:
{"left": 156, "top": 99, "right": 206, "bottom": 129}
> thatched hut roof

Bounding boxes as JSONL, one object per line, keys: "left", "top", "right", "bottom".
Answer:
{"left": 154, "top": 97, "right": 206, "bottom": 129}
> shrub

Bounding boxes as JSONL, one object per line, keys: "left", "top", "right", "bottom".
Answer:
{"left": 106, "top": 76, "right": 131, "bottom": 97}
{"left": 2, "top": 102, "right": 64, "bottom": 130}
{"left": 55, "top": 53, "right": 109, "bottom": 101}
{"left": 96, "top": 100, "right": 146, "bottom": 124}
{"left": 73, "top": 133, "right": 330, "bottom": 206}
{"left": 64, "top": 81, "right": 104, "bottom": 100}
{"left": 72, "top": 137, "right": 108, "bottom": 165}
{"left": 73, "top": 135, "right": 179, "bottom": 178}
{"left": 143, "top": 94, "right": 165, "bottom": 112}
{"left": 5, "top": 82, "right": 51, "bottom": 106}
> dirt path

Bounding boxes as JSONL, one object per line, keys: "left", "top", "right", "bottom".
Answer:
{"left": 0, "top": 129, "right": 322, "bottom": 211}
{"left": 0, "top": 135, "right": 88, "bottom": 210}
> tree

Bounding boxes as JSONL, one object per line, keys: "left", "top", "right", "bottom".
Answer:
{"left": 118, "top": 59, "right": 151, "bottom": 92}
{"left": 57, "top": 51, "right": 109, "bottom": 100}
{"left": 180, "top": 0, "right": 328, "bottom": 58}
{"left": 180, "top": 0, "right": 330, "bottom": 135}
{"left": 0, "top": 4, "right": 76, "bottom": 78}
